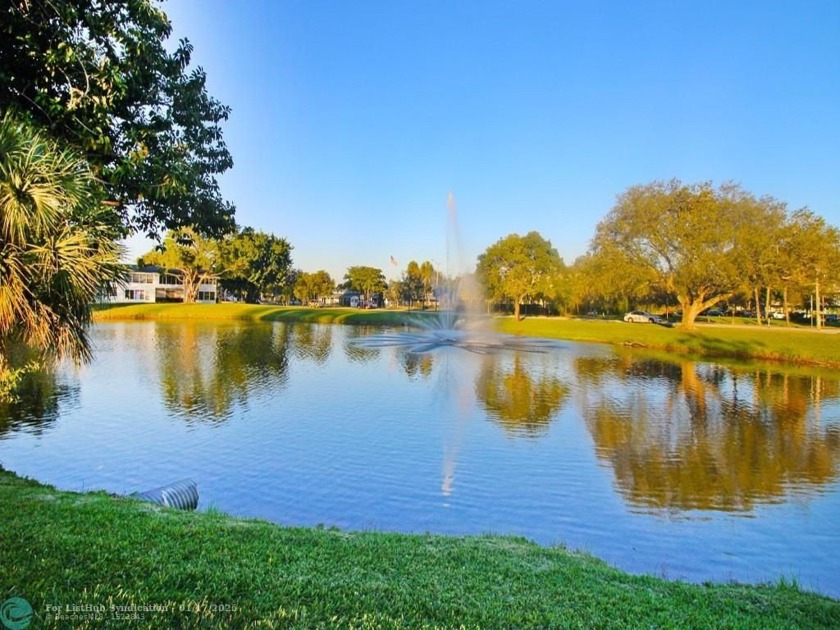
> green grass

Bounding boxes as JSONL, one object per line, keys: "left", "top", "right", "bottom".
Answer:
{"left": 497, "top": 316, "right": 840, "bottom": 369}
{"left": 1, "top": 469, "right": 837, "bottom": 629}
{"left": 94, "top": 303, "right": 840, "bottom": 369}
{"left": 92, "top": 302, "right": 416, "bottom": 326}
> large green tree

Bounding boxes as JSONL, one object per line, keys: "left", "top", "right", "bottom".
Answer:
{"left": 344, "top": 266, "right": 387, "bottom": 303}
{"left": 219, "top": 227, "right": 293, "bottom": 303}
{"left": 0, "top": 0, "right": 234, "bottom": 237}
{"left": 592, "top": 180, "right": 766, "bottom": 329}
{"left": 400, "top": 260, "right": 425, "bottom": 307}
{"left": 138, "top": 228, "right": 218, "bottom": 303}
{"left": 731, "top": 197, "right": 787, "bottom": 325}
{"left": 784, "top": 210, "right": 840, "bottom": 329}
{"left": 294, "top": 270, "right": 334, "bottom": 304}
{"left": 476, "top": 231, "right": 564, "bottom": 321}
{"left": 0, "top": 113, "right": 123, "bottom": 396}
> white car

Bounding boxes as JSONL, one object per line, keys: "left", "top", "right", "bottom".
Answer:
{"left": 623, "top": 310, "right": 662, "bottom": 324}
{"left": 770, "top": 311, "right": 786, "bottom": 320}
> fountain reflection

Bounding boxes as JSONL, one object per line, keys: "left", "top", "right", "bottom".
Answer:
{"left": 575, "top": 354, "right": 840, "bottom": 513}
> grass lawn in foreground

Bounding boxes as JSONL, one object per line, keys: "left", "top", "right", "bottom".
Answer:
{"left": 1, "top": 469, "right": 838, "bottom": 629}
{"left": 93, "top": 303, "right": 840, "bottom": 369}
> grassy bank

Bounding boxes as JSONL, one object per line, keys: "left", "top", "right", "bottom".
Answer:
{"left": 1, "top": 469, "right": 837, "bottom": 629}
{"left": 92, "top": 302, "right": 415, "bottom": 326}
{"left": 498, "top": 317, "right": 840, "bottom": 369}
{"left": 94, "top": 303, "right": 840, "bottom": 369}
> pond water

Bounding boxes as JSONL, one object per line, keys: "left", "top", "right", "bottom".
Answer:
{"left": 1, "top": 321, "right": 839, "bottom": 596}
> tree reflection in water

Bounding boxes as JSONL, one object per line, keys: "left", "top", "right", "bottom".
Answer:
{"left": 475, "top": 354, "right": 569, "bottom": 438}
{"left": 155, "top": 323, "right": 292, "bottom": 422}
{"left": 0, "top": 366, "right": 72, "bottom": 438}
{"left": 574, "top": 355, "right": 840, "bottom": 512}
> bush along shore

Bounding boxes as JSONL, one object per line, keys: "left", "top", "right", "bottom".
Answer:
{"left": 1, "top": 469, "right": 838, "bottom": 629}
{"left": 93, "top": 303, "right": 840, "bottom": 370}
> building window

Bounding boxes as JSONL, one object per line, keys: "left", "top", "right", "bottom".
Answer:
{"left": 197, "top": 291, "right": 216, "bottom": 302}
{"left": 125, "top": 289, "right": 146, "bottom": 300}
{"left": 130, "top": 272, "right": 154, "bottom": 284}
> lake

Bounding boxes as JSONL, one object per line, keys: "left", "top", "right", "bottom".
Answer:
{"left": 1, "top": 320, "right": 839, "bottom": 596}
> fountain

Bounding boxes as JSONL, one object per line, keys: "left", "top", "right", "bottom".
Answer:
{"left": 350, "top": 193, "right": 564, "bottom": 355}
{"left": 348, "top": 193, "right": 565, "bottom": 502}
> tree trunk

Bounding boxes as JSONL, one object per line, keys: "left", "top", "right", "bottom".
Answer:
{"left": 764, "top": 286, "right": 772, "bottom": 327}
{"left": 815, "top": 277, "right": 822, "bottom": 330}
{"left": 783, "top": 286, "right": 790, "bottom": 326}
{"left": 182, "top": 270, "right": 199, "bottom": 303}
{"left": 680, "top": 300, "right": 705, "bottom": 329}
{"left": 514, "top": 298, "right": 522, "bottom": 321}
{"left": 679, "top": 293, "right": 730, "bottom": 330}
{"left": 754, "top": 287, "right": 761, "bottom": 326}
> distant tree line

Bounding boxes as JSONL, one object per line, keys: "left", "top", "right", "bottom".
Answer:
{"left": 474, "top": 180, "right": 840, "bottom": 329}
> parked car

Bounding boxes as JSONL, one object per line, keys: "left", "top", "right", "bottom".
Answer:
{"left": 770, "top": 311, "right": 786, "bottom": 320}
{"left": 623, "top": 310, "right": 663, "bottom": 324}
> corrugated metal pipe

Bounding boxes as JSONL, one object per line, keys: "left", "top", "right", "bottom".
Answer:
{"left": 130, "top": 478, "right": 199, "bottom": 510}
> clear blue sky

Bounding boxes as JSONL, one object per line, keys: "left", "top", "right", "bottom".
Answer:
{"left": 127, "top": 0, "right": 840, "bottom": 281}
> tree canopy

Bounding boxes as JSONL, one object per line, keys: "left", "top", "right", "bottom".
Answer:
{"left": 138, "top": 228, "right": 217, "bottom": 303}
{"left": 783, "top": 209, "right": 840, "bottom": 329}
{"left": 219, "top": 228, "right": 294, "bottom": 303}
{"left": 294, "top": 270, "right": 334, "bottom": 304}
{"left": 344, "top": 266, "right": 387, "bottom": 301}
{"left": 0, "top": 0, "right": 235, "bottom": 238}
{"left": 476, "top": 231, "right": 564, "bottom": 321}
{"left": 591, "top": 180, "right": 785, "bottom": 328}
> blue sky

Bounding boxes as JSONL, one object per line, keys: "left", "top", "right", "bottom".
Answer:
{"left": 127, "top": 0, "right": 840, "bottom": 281}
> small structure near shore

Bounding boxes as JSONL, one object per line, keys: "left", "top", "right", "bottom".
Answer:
{"left": 130, "top": 479, "right": 198, "bottom": 511}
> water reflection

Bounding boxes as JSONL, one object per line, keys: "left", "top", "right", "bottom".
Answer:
{"left": 475, "top": 354, "right": 569, "bottom": 438}
{"left": 155, "top": 323, "right": 292, "bottom": 422}
{"left": 575, "top": 355, "right": 840, "bottom": 512}
{"left": 2, "top": 323, "right": 840, "bottom": 595}
{"left": 342, "top": 327, "right": 382, "bottom": 363}
{"left": 285, "top": 323, "right": 333, "bottom": 364}
{"left": 402, "top": 352, "right": 434, "bottom": 380}
{"left": 0, "top": 367, "right": 72, "bottom": 438}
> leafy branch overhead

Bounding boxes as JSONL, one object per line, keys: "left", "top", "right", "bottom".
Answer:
{"left": 0, "top": 0, "right": 235, "bottom": 238}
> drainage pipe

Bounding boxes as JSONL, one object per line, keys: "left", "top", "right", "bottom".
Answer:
{"left": 130, "top": 479, "right": 198, "bottom": 511}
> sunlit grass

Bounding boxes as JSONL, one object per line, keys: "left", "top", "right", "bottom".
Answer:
{"left": 498, "top": 317, "right": 840, "bottom": 369}
{"left": 1, "top": 469, "right": 837, "bottom": 628}
{"left": 92, "top": 302, "right": 413, "bottom": 326}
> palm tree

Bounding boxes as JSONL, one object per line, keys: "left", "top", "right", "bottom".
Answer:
{"left": 0, "top": 112, "right": 124, "bottom": 396}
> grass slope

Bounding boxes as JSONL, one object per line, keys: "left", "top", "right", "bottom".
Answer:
{"left": 92, "top": 303, "right": 413, "bottom": 326}
{"left": 1, "top": 470, "right": 837, "bottom": 629}
{"left": 498, "top": 317, "right": 840, "bottom": 369}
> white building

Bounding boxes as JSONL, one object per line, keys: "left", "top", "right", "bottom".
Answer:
{"left": 99, "top": 267, "right": 218, "bottom": 304}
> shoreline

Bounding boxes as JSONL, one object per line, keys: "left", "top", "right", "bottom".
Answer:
{"left": 1, "top": 468, "right": 837, "bottom": 628}
{"left": 93, "top": 303, "right": 840, "bottom": 370}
